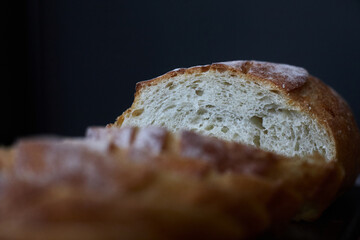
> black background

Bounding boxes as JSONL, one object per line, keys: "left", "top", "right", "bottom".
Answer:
{"left": 2, "top": 0, "right": 360, "bottom": 145}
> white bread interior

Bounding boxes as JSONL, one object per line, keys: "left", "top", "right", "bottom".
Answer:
{"left": 120, "top": 70, "right": 334, "bottom": 162}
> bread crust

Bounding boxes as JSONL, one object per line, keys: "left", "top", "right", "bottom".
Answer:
{"left": 90, "top": 126, "right": 344, "bottom": 220}
{"left": 0, "top": 127, "right": 343, "bottom": 239}
{"left": 115, "top": 60, "right": 360, "bottom": 196}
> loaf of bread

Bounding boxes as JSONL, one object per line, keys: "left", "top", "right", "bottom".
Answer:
{"left": 114, "top": 60, "right": 360, "bottom": 219}
{"left": 0, "top": 127, "right": 342, "bottom": 239}
{"left": 0, "top": 60, "right": 358, "bottom": 239}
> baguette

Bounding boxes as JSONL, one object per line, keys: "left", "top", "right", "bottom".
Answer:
{"left": 0, "top": 127, "right": 342, "bottom": 239}
{"left": 114, "top": 60, "right": 360, "bottom": 219}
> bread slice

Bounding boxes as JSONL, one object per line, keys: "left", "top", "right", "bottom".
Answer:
{"left": 114, "top": 60, "right": 360, "bottom": 212}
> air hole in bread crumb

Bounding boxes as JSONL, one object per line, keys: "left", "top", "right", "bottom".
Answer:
{"left": 270, "top": 90, "right": 280, "bottom": 94}
{"left": 195, "top": 90, "right": 204, "bottom": 96}
{"left": 253, "top": 135, "right": 261, "bottom": 147}
{"left": 164, "top": 105, "right": 176, "bottom": 111}
{"left": 132, "top": 109, "right": 144, "bottom": 117}
{"left": 216, "top": 117, "right": 223, "bottom": 122}
{"left": 189, "top": 83, "right": 198, "bottom": 89}
{"left": 221, "top": 126, "right": 229, "bottom": 133}
{"left": 197, "top": 108, "right": 207, "bottom": 115}
{"left": 278, "top": 109, "right": 292, "bottom": 116}
{"left": 205, "top": 105, "right": 215, "bottom": 108}
{"left": 250, "top": 116, "right": 264, "bottom": 129}
{"left": 295, "top": 142, "right": 299, "bottom": 151}
{"left": 190, "top": 116, "right": 200, "bottom": 124}
{"left": 223, "top": 81, "right": 232, "bottom": 86}
{"left": 267, "top": 108, "right": 276, "bottom": 113}
{"left": 166, "top": 82, "right": 175, "bottom": 90}
{"left": 205, "top": 125, "right": 214, "bottom": 131}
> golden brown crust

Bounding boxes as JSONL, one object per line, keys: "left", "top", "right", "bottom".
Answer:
{"left": 132, "top": 60, "right": 308, "bottom": 96}
{"left": 115, "top": 60, "right": 360, "bottom": 196}
{"left": 218, "top": 60, "right": 309, "bottom": 91}
{"left": 0, "top": 127, "right": 343, "bottom": 239}
{"left": 88, "top": 126, "right": 343, "bottom": 220}
{"left": 0, "top": 130, "right": 294, "bottom": 239}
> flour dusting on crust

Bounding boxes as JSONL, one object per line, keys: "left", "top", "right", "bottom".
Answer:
{"left": 220, "top": 60, "right": 309, "bottom": 91}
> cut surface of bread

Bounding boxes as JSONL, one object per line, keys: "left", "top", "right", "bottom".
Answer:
{"left": 115, "top": 60, "right": 360, "bottom": 192}
{"left": 119, "top": 67, "right": 330, "bottom": 160}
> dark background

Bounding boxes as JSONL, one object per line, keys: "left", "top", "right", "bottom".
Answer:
{"left": 2, "top": 0, "right": 360, "bottom": 145}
